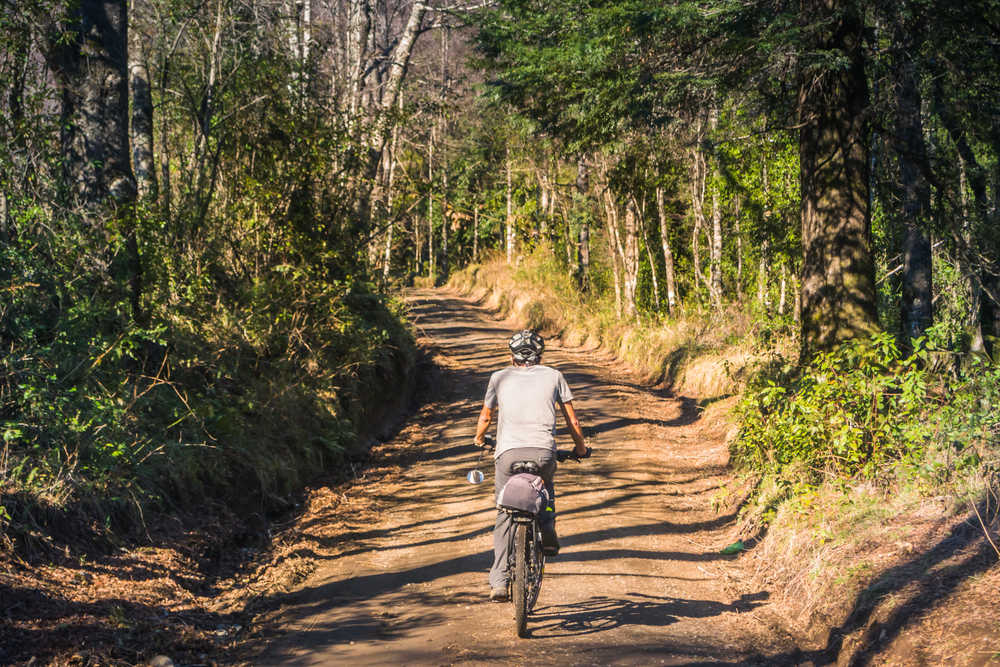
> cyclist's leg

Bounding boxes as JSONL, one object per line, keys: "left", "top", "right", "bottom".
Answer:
{"left": 488, "top": 450, "right": 516, "bottom": 590}
{"left": 535, "top": 454, "right": 558, "bottom": 551}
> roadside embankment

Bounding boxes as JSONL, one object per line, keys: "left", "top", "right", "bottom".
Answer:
{"left": 449, "top": 253, "right": 766, "bottom": 400}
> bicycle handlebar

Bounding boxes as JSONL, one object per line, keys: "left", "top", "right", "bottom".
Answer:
{"left": 556, "top": 447, "right": 592, "bottom": 463}
{"left": 475, "top": 436, "right": 592, "bottom": 462}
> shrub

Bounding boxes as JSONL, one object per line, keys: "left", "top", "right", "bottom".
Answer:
{"left": 734, "top": 332, "right": 1000, "bottom": 485}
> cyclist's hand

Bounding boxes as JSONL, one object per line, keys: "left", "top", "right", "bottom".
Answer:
{"left": 574, "top": 446, "right": 592, "bottom": 460}
{"left": 476, "top": 435, "right": 496, "bottom": 451}
{"left": 557, "top": 447, "right": 592, "bottom": 462}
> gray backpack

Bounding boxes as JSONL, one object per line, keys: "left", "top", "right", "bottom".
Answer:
{"left": 497, "top": 473, "right": 549, "bottom": 515}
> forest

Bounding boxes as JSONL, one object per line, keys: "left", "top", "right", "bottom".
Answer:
{"left": 1, "top": 0, "right": 999, "bottom": 662}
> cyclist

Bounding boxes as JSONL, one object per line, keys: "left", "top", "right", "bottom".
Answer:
{"left": 473, "top": 329, "right": 588, "bottom": 602}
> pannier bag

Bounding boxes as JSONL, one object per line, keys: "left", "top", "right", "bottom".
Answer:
{"left": 497, "top": 473, "right": 549, "bottom": 515}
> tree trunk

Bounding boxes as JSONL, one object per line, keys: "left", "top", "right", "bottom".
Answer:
{"left": 957, "top": 158, "right": 986, "bottom": 354}
{"left": 640, "top": 200, "right": 661, "bottom": 310}
{"left": 428, "top": 126, "right": 435, "bottom": 280}
{"left": 49, "top": 0, "right": 136, "bottom": 215}
{"left": 605, "top": 217, "right": 623, "bottom": 318}
{"left": 689, "top": 143, "right": 709, "bottom": 294}
{"left": 441, "top": 175, "right": 448, "bottom": 277}
{"left": 347, "top": 0, "right": 372, "bottom": 118}
{"left": 414, "top": 213, "right": 422, "bottom": 274}
{"left": 287, "top": 0, "right": 313, "bottom": 98}
{"left": 894, "top": 31, "right": 933, "bottom": 343}
{"left": 709, "top": 181, "right": 723, "bottom": 308}
{"left": 757, "top": 163, "right": 771, "bottom": 309}
{"left": 708, "top": 109, "right": 723, "bottom": 308}
{"left": 602, "top": 184, "right": 635, "bottom": 319}
{"left": 576, "top": 155, "right": 590, "bottom": 291}
{"left": 473, "top": 205, "right": 479, "bottom": 263}
{"left": 382, "top": 107, "right": 401, "bottom": 281}
{"left": 579, "top": 219, "right": 591, "bottom": 292}
{"left": 656, "top": 186, "right": 678, "bottom": 313}
{"left": 158, "top": 46, "right": 172, "bottom": 227}
{"left": 358, "top": 1, "right": 426, "bottom": 234}
{"left": 599, "top": 185, "right": 623, "bottom": 317}
{"left": 506, "top": 145, "right": 514, "bottom": 263}
{"left": 935, "top": 83, "right": 999, "bottom": 357}
{"left": 735, "top": 195, "right": 743, "bottom": 299}
{"left": 538, "top": 170, "right": 549, "bottom": 237}
{"left": 191, "top": 0, "right": 224, "bottom": 238}
{"left": 561, "top": 200, "right": 575, "bottom": 268}
{"left": 0, "top": 192, "right": 8, "bottom": 242}
{"left": 778, "top": 261, "right": 788, "bottom": 315}
{"left": 439, "top": 27, "right": 449, "bottom": 278}
{"left": 47, "top": 0, "right": 140, "bottom": 320}
{"left": 757, "top": 240, "right": 770, "bottom": 309}
{"left": 797, "top": 2, "right": 879, "bottom": 359}
{"left": 129, "top": 0, "right": 157, "bottom": 203}
{"left": 622, "top": 199, "right": 640, "bottom": 318}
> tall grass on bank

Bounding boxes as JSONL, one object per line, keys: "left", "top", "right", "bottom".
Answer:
{"left": 0, "top": 262, "right": 415, "bottom": 559}
{"left": 449, "top": 249, "right": 781, "bottom": 398}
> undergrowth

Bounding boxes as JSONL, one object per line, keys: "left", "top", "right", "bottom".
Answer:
{"left": 734, "top": 333, "right": 999, "bottom": 501}
{"left": 0, "top": 252, "right": 415, "bottom": 559}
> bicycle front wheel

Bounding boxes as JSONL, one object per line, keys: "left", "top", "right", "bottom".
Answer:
{"left": 513, "top": 522, "right": 529, "bottom": 638}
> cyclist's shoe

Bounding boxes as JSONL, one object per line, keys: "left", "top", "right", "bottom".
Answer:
{"left": 541, "top": 525, "right": 560, "bottom": 556}
{"left": 489, "top": 587, "right": 509, "bottom": 602}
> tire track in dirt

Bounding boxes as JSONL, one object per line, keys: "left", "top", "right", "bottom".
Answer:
{"left": 251, "top": 289, "right": 792, "bottom": 665}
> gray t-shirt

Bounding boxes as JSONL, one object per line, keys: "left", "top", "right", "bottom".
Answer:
{"left": 484, "top": 364, "right": 574, "bottom": 458}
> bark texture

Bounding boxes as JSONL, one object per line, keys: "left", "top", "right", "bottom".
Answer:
{"left": 656, "top": 186, "right": 678, "bottom": 312}
{"left": 577, "top": 156, "right": 591, "bottom": 291}
{"left": 47, "top": 0, "right": 140, "bottom": 319}
{"left": 797, "top": 2, "right": 879, "bottom": 359}
{"left": 49, "top": 0, "right": 137, "bottom": 217}
{"left": 894, "top": 30, "right": 933, "bottom": 343}
{"left": 129, "top": 0, "right": 157, "bottom": 203}
{"left": 708, "top": 109, "right": 722, "bottom": 308}
{"left": 506, "top": 146, "right": 514, "bottom": 263}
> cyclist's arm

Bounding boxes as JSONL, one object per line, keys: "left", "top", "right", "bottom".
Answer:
{"left": 559, "top": 401, "right": 588, "bottom": 455}
{"left": 474, "top": 405, "right": 494, "bottom": 446}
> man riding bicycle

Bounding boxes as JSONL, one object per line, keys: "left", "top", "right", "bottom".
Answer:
{"left": 473, "top": 329, "right": 589, "bottom": 602}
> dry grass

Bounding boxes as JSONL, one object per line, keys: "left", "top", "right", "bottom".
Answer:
{"left": 449, "top": 253, "right": 761, "bottom": 400}
{"left": 731, "top": 470, "right": 1000, "bottom": 664}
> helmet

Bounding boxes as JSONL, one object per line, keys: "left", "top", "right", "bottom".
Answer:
{"left": 508, "top": 330, "right": 544, "bottom": 364}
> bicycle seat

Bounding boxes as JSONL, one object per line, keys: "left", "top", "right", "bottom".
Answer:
{"left": 511, "top": 460, "right": 540, "bottom": 475}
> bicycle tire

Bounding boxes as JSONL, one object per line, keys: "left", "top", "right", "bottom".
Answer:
{"left": 528, "top": 525, "right": 544, "bottom": 611}
{"left": 513, "top": 522, "right": 529, "bottom": 638}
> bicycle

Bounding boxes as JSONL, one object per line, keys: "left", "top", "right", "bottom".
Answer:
{"left": 476, "top": 436, "right": 591, "bottom": 638}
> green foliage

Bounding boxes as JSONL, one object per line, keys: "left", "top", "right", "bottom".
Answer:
{"left": 735, "top": 333, "right": 1000, "bottom": 486}
{"left": 1, "top": 251, "right": 414, "bottom": 549}
{"left": 735, "top": 333, "right": 933, "bottom": 477}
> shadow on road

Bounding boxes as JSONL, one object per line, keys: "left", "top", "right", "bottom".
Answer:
{"left": 529, "top": 591, "right": 770, "bottom": 638}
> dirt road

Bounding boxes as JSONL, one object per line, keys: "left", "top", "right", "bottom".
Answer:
{"left": 252, "top": 289, "right": 791, "bottom": 665}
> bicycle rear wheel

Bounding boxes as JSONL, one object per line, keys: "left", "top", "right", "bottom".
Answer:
{"left": 513, "top": 522, "right": 529, "bottom": 638}
{"left": 527, "top": 525, "right": 544, "bottom": 611}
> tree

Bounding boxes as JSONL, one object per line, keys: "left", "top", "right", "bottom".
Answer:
{"left": 796, "top": 2, "right": 879, "bottom": 357}
{"left": 45, "top": 0, "right": 140, "bottom": 318}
